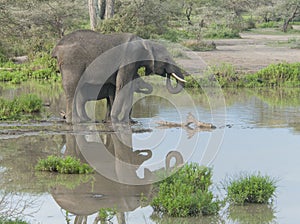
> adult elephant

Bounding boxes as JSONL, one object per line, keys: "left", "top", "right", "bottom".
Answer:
{"left": 52, "top": 30, "right": 186, "bottom": 123}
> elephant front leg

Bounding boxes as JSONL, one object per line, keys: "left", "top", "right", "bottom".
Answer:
{"left": 74, "top": 88, "right": 92, "bottom": 123}
{"left": 111, "top": 82, "right": 134, "bottom": 123}
{"left": 65, "top": 96, "right": 73, "bottom": 123}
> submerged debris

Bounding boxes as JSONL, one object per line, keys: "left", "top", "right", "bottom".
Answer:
{"left": 157, "top": 112, "right": 216, "bottom": 129}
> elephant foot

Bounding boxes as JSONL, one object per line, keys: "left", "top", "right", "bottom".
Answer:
{"left": 130, "top": 118, "right": 138, "bottom": 124}
{"left": 102, "top": 118, "right": 111, "bottom": 123}
{"left": 60, "top": 111, "right": 66, "bottom": 119}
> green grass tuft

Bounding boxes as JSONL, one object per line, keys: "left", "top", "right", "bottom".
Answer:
{"left": 35, "top": 155, "right": 94, "bottom": 174}
{"left": 151, "top": 163, "right": 222, "bottom": 217}
{"left": 224, "top": 172, "right": 277, "bottom": 205}
{"left": 0, "top": 94, "right": 43, "bottom": 120}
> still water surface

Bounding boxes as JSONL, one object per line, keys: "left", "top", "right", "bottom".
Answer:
{"left": 0, "top": 83, "right": 300, "bottom": 224}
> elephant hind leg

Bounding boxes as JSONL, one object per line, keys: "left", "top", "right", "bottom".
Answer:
{"left": 103, "top": 88, "right": 115, "bottom": 123}
{"left": 74, "top": 89, "right": 92, "bottom": 122}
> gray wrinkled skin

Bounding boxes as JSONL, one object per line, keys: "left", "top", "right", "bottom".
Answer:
{"left": 52, "top": 30, "right": 185, "bottom": 123}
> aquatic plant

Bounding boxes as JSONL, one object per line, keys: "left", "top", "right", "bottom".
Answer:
{"left": 35, "top": 155, "right": 94, "bottom": 174}
{"left": 97, "top": 208, "right": 117, "bottom": 222}
{"left": 0, "top": 218, "right": 29, "bottom": 224}
{"left": 0, "top": 94, "right": 43, "bottom": 120}
{"left": 224, "top": 172, "right": 277, "bottom": 205}
{"left": 151, "top": 163, "right": 222, "bottom": 217}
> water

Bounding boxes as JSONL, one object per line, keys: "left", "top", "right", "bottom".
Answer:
{"left": 1, "top": 83, "right": 300, "bottom": 223}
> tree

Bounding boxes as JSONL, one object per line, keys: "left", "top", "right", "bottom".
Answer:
{"left": 0, "top": 0, "right": 88, "bottom": 59}
{"left": 88, "top": 0, "right": 115, "bottom": 30}
{"left": 105, "top": 0, "right": 115, "bottom": 19}
{"left": 89, "top": 0, "right": 97, "bottom": 30}
{"left": 277, "top": 0, "right": 300, "bottom": 32}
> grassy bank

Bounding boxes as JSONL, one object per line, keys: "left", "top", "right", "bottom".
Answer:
{"left": 185, "top": 62, "right": 300, "bottom": 88}
{"left": 0, "top": 53, "right": 59, "bottom": 84}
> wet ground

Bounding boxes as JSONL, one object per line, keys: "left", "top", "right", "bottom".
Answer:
{"left": 1, "top": 81, "right": 300, "bottom": 223}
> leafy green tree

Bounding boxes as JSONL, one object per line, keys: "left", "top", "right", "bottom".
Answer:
{"left": 0, "top": 0, "right": 87, "bottom": 58}
{"left": 275, "top": 0, "right": 300, "bottom": 32}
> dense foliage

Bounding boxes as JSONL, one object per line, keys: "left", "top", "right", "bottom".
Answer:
{"left": 224, "top": 172, "right": 277, "bottom": 205}
{"left": 0, "top": 94, "right": 43, "bottom": 120}
{"left": 35, "top": 155, "right": 94, "bottom": 174}
{"left": 151, "top": 164, "right": 221, "bottom": 217}
{"left": 0, "top": 53, "right": 59, "bottom": 84}
{"left": 1, "top": 0, "right": 300, "bottom": 61}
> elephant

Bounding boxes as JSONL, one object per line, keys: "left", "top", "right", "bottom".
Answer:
{"left": 52, "top": 30, "right": 186, "bottom": 123}
{"left": 78, "top": 72, "right": 153, "bottom": 122}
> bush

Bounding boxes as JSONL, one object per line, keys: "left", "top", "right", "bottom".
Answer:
{"left": 184, "top": 75, "right": 202, "bottom": 89}
{"left": 208, "top": 63, "right": 244, "bottom": 88}
{"left": 35, "top": 155, "right": 94, "bottom": 174}
{"left": 0, "top": 218, "right": 29, "bottom": 224}
{"left": 161, "top": 29, "right": 196, "bottom": 43}
{"left": 182, "top": 40, "right": 216, "bottom": 51}
{"left": 203, "top": 23, "right": 240, "bottom": 39}
{"left": 256, "top": 21, "right": 280, "bottom": 29}
{"left": 97, "top": 0, "right": 168, "bottom": 39}
{"left": 0, "top": 52, "right": 59, "bottom": 84}
{"left": 151, "top": 164, "right": 222, "bottom": 217}
{"left": 245, "top": 62, "right": 300, "bottom": 87}
{"left": 0, "top": 94, "right": 43, "bottom": 120}
{"left": 224, "top": 172, "right": 277, "bottom": 205}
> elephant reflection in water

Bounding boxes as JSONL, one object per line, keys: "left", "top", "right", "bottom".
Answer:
{"left": 53, "top": 129, "right": 184, "bottom": 223}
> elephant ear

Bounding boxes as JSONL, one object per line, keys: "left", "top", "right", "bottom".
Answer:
{"left": 52, "top": 43, "right": 90, "bottom": 65}
{"left": 140, "top": 40, "right": 155, "bottom": 74}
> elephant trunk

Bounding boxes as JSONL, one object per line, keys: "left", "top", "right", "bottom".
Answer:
{"left": 166, "top": 73, "right": 185, "bottom": 94}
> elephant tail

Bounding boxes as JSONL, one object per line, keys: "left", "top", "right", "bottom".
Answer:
{"left": 51, "top": 46, "right": 59, "bottom": 59}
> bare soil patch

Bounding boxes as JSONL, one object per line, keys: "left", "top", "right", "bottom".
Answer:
{"left": 177, "top": 32, "right": 300, "bottom": 75}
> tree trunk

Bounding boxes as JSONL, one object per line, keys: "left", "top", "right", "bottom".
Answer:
{"left": 97, "top": 0, "right": 106, "bottom": 20}
{"left": 283, "top": 5, "right": 299, "bottom": 32}
{"left": 88, "top": 0, "right": 97, "bottom": 30}
{"left": 105, "top": 0, "right": 115, "bottom": 19}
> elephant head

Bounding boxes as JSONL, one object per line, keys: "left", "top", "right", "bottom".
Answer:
{"left": 142, "top": 41, "right": 186, "bottom": 94}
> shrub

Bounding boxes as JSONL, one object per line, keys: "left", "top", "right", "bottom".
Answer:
{"left": 151, "top": 164, "right": 222, "bottom": 217}
{"left": 203, "top": 23, "right": 240, "bottom": 39}
{"left": 161, "top": 28, "right": 196, "bottom": 43}
{"left": 0, "top": 218, "right": 29, "bottom": 224}
{"left": 182, "top": 40, "right": 216, "bottom": 51}
{"left": 0, "top": 52, "right": 59, "bottom": 84}
{"left": 0, "top": 94, "right": 43, "bottom": 120}
{"left": 98, "top": 208, "right": 117, "bottom": 222}
{"left": 256, "top": 21, "right": 280, "bottom": 29}
{"left": 207, "top": 63, "right": 244, "bottom": 88}
{"left": 245, "top": 62, "right": 300, "bottom": 87}
{"left": 224, "top": 172, "right": 277, "bottom": 205}
{"left": 35, "top": 155, "right": 94, "bottom": 174}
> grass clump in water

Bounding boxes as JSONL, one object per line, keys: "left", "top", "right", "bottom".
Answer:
{"left": 0, "top": 219, "right": 29, "bottom": 224}
{"left": 224, "top": 172, "right": 277, "bottom": 205}
{"left": 0, "top": 94, "right": 43, "bottom": 120}
{"left": 35, "top": 155, "right": 94, "bottom": 174}
{"left": 151, "top": 163, "right": 222, "bottom": 217}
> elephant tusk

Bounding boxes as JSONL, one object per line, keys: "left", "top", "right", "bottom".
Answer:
{"left": 171, "top": 73, "right": 186, "bottom": 83}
